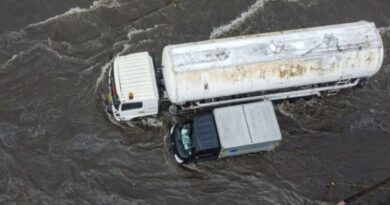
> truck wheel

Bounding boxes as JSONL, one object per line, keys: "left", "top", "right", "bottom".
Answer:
{"left": 174, "top": 154, "right": 184, "bottom": 164}
{"left": 357, "top": 78, "right": 367, "bottom": 88}
{"left": 169, "top": 105, "right": 178, "bottom": 114}
{"left": 288, "top": 97, "right": 298, "bottom": 103}
{"left": 303, "top": 96, "right": 313, "bottom": 101}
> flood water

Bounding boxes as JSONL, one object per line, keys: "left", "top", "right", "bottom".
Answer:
{"left": 0, "top": 0, "right": 390, "bottom": 204}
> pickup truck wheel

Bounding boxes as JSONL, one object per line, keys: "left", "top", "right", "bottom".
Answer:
{"left": 106, "top": 105, "right": 113, "bottom": 114}
{"left": 170, "top": 125, "right": 175, "bottom": 135}
{"left": 174, "top": 154, "right": 184, "bottom": 164}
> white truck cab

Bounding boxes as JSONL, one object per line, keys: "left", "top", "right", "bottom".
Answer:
{"left": 107, "top": 52, "right": 159, "bottom": 121}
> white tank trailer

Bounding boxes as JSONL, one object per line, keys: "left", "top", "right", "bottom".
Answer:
{"left": 107, "top": 21, "right": 383, "bottom": 121}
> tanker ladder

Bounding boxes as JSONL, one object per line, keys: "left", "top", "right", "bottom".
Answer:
{"left": 327, "top": 78, "right": 353, "bottom": 96}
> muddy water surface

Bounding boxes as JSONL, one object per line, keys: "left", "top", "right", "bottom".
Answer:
{"left": 0, "top": 0, "right": 390, "bottom": 204}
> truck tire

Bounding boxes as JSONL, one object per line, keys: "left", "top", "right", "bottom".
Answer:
{"left": 169, "top": 104, "right": 178, "bottom": 114}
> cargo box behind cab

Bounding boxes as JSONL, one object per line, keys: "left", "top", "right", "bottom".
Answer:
{"left": 213, "top": 101, "right": 282, "bottom": 158}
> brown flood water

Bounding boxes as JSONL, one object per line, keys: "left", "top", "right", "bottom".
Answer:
{"left": 0, "top": 0, "right": 389, "bottom": 204}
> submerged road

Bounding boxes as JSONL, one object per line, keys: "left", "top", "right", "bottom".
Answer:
{"left": 0, "top": 0, "right": 389, "bottom": 204}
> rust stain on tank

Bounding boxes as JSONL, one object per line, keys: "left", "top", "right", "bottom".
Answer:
{"left": 197, "top": 63, "right": 269, "bottom": 85}
{"left": 309, "top": 65, "right": 327, "bottom": 76}
{"left": 366, "top": 51, "right": 374, "bottom": 64}
{"left": 180, "top": 72, "right": 201, "bottom": 86}
{"left": 278, "top": 63, "right": 307, "bottom": 78}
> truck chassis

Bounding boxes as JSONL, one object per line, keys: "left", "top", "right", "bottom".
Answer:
{"left": 167, "top": 78, "right": 361, "bottom": 114}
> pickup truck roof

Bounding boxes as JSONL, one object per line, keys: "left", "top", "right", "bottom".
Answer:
{"left": 192, "top": 115, "right": 220, "bottom": 154}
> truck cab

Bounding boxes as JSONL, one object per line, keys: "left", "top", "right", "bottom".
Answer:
{"left": 107, "top": 52, "right": 159, "bottom": 121}
{"left": 170, "top": 115, "right": 221, "bottom": 163}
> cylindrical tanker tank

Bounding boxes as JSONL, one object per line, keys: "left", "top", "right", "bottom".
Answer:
{"left": 162, "top": 21, "right": 384, "bottom": 105}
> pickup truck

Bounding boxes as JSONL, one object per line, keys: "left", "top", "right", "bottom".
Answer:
{"left": 170, "top": 100, "right": 282, "bottom": 164}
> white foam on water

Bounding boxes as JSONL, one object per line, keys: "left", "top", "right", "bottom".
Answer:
{"left": 26, "top": 7, "right": 88, "bottom": 28}
{"left": 209, "top": 0, "right": 299, "bottom": 39}
{"left": 106, "top": 112, "right": 130, "bottom": 129}
{"left": 25, "top": 0, "right": 121, "bottom": 29}
{"left": 1, "top": 54, "right": 19, "bottom": 69}
{"left": 128, "top": 28, "right": 149, "bottom": 41}
{"left": 209, "top": 0, "right": 268, "bottom": 39}
{"left": 276, "top": 102, "right": 320, "bottom": 134}
{"left": 379, "top": 26, "right": 390, "bottom": 33}
{"left": 125, "top": 118, "right": 163, "bottom": 128}
{"left": 95, "top": 44, "right": 130, "bottom": 91}
{"left": 143, "top": 118, "right": 163, "bottom": 127}
{"left": 90, "top": 0, "right": 121, "bottom": 10}
{"left": 2, "top": 42, "right": 78, "bottom": 70}
{"left": 127, "top": 24, "right": 166, "bottom": 41}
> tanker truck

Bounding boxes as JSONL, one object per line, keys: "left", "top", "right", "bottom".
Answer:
{"left": 106, "top": 21, "right": 383, "bottom": 121}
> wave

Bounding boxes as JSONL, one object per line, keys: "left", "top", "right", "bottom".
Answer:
{"left": 209, "top": 0, "right": 299, "bottom": 39}
{"left": 94, "top": 44, "right": 130, "bottom": 92}
{"left": 25, "top": 0, "right": 121, "bottom": 29}
{"left": 209, "top": 0, "right": 268, "bottom": 39}
{"left": 127, "top": 24, "right": 166, "bottom": 41}
{"left": 379, "top": 26, "right": 390, "bottom": 33}
{"left": 26, "top": 7, "right": 89, "bottom": 29}
{"left": 276, "top": 101, "right": 324, "bottom": 134}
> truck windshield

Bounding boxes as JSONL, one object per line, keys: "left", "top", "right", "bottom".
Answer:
{"left": 109, "top": 67, "right": 121, "bottom": 110}
{"left": 180, "top": 123, "right": 192, "bottom": 155}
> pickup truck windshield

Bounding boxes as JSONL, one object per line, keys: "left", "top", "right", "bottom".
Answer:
{"left": 180, "top": 123, "right": 192, "bottom": 155}
{"left": 109, "top": 67, "right": 121, "bottom": 110}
